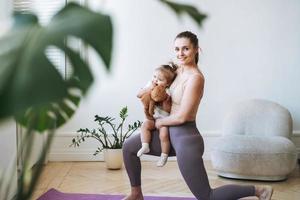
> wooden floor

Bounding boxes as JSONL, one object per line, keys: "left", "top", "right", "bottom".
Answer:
{"left": 32, "top": 160, "right": 300, "bottom": 200}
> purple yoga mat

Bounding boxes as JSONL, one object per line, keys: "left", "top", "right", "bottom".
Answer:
{"left": 37, "top": 188, "right": 196, "bottom": 200}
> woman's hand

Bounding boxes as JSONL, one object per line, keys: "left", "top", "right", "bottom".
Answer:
{"left": 155, "top": 118, "right": 163, "bottom": 129}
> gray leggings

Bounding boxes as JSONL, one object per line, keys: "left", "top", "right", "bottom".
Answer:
{"left": 123, "top": 121, "right": 255, "bottom": 200}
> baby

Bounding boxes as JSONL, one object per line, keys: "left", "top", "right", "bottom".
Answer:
{"left": 137, "top": 63, "right": 177, "bottom": 167}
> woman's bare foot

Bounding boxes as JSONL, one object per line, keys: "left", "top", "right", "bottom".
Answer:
{"left": 122, "top": 186, "right": 144, "bottom": 200}
{"left": 122, "top": 194, "right": 144, "bottom": 200}
{"left": 255, "top": 185, "right": 273, "bottom": 200}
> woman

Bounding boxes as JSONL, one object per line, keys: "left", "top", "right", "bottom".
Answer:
{"left": 122, "top": 31, "right": 273, "bottom": 200}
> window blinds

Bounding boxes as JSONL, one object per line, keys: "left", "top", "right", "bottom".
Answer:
{"left": 13, "top": 0, "right": 32, "bottom": 13}
{"left": 13, "top": 0, "right": 67, "bottom": 78}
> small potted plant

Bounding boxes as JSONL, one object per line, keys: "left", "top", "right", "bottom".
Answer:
{"left": 70, "top": 106, "right": 141, "bottom": 169}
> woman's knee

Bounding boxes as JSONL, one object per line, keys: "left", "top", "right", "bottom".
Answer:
{"left": 123, "top": 134, "right": 141, "bottom": 154}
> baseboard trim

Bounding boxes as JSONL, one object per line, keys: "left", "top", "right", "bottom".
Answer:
{"left": 55, "top": 130, "right": 300, "bottom": 137}
{"left": 48, "top": 151, "right": 103, "bottom": 161}
{"left": 49, "top": 130, "right": 300, "bottom": 162}
{"left": 293, "top": 130, "right": 300, "bottom": 136}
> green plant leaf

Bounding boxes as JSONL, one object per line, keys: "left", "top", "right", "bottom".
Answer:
{"left": 71, "top": 107, "right": 141, "bottom": 152}
{"left": 159, "top": 0, "right": 207, "bottom": 27}
{"left": 0, "top": 3, "right": 113, "bottom": 130}
{"left": 119, "top": 106, "right": 128, "bottom": 120}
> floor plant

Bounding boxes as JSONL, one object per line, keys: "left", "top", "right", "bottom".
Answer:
{"left": 0, "top": 1, "right": 206, "bottom": 199}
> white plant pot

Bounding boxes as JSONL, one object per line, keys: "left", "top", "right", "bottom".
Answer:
{"left": 103, "top": 148, "right": 123, "bottom": 170}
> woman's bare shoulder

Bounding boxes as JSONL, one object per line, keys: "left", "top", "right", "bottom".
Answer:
{"left": 188, "top": 71, "right": 205, "bottom": 85}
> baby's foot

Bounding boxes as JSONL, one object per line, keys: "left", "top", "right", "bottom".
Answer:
{"left": 156, "top": 153, "right": 168, "bottom": 167}
{"left": 137, "top": 146, "right": 150, "bottom": 157}
{"left": 257, "top": 185, "right": 273, "bottom": 200}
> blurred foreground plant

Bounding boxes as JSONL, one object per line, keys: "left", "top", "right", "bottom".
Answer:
{"left": 0, "top": 1, "right": 206, "bottom": 199}
{"left": 0, "top": 3, "right": 113, "bottom": 199}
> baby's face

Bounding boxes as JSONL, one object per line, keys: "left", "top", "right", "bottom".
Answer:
{"left": 152, "top": 70, "right": 168, "bottom": 87}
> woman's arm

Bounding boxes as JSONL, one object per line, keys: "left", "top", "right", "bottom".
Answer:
{"left": 156, "top": 74, "right": 204, "bottom": 128}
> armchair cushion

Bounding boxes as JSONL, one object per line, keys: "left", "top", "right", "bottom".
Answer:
{"left": 212, "top": 135, "right": 297, "bottom": 179}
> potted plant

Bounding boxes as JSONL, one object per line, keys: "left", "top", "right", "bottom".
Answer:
{"left": 70, "top": 106, "right": 141, "bottom": 169}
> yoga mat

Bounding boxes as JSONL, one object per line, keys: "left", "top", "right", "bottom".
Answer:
{"left": 37, "top": 188, "right": 196, "bottom": 200}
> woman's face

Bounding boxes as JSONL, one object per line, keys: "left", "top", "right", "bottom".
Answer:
{"left": 174, "top": 37, "right": 198, "bottom": 65}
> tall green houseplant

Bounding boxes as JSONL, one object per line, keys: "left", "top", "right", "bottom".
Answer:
{"left": 0, "top": 3, "right": 113, "bottom": 200}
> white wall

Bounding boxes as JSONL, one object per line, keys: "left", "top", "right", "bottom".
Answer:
{"left": 0, "top": 1, "right": 17, "bottom": 198}
{"left": 0, "top": 0, "right": 12, "bottom": 36}
{"left": 0, "top": 0, "right": 11, "bottom": 21}
{"left": 51, "top": 0, "right": 300, "bottom": 159}
{"left": 0, "top": 119, "right": 16, "bottom": 171}
{"left": 0, "top": 119, "right": 17, "bottom": 200}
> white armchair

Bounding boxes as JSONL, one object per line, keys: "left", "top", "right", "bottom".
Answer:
{"left": 211, "top": 99, "right": 297, "bottom": 181}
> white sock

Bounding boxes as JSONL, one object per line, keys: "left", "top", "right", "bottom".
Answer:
{"left": 137, "top": 143, "right": 150, "bottom": 157}
{"left": 156, "top": 153, "right": 168, "bottom": 167}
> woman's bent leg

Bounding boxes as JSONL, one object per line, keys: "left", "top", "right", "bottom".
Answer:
{"left": 211, "top": 185, "right": 255, "bottom": 200}
{"left": 169, "top": 125, "right": 211, "bottom": 199}
{"left": 169, "top": 122, "right": 255, "bottom": 200}
{"left": 123, "top": 130, "right": 176, "bottom": 186}
{"left": 123, "top": 133, "right": 143, "bottom": 186}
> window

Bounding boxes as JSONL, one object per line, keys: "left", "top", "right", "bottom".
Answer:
{"left": 13, "top": 0, "right": 67, "bottom": 78}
